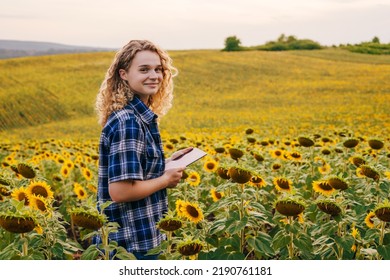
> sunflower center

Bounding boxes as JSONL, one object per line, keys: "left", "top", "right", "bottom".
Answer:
{"left": 18, "top": 193, "right": 28, "bottom": 202}
{"left": 206, "top": 163, "right": 215, "bottom": 169}
{"left": 36, "top": 199, "right": 47, "bottom": 212}
{"left": 319, "top": 182, "right": 333, "bottom": 191}
{"left": 252, "top": 177, "right": 263, "bottom": 184}
{"left": 32, "top": 186, "right": 48, "bottom": 197}
{"left": 186, "top": 205, "right": 199, "bottom": 218}
{"left": 277, "top": 179, "right": 290, "bottom": 189}
{"left": 291, "top": 152, "right": 301, "bottom": 159}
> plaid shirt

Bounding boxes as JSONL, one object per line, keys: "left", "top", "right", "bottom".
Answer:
{"left": 96, "top": 96, "right": 167, "bottom": 253}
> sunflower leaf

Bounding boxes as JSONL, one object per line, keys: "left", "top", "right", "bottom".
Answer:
{"left": 272, "top": 230, "right": 291, "bottom": 251}
{"left": 377, "top": 245, "right": 390, "bottom": 260}
{"left": 247, "top": 233, "right": 275, "bottom": 257}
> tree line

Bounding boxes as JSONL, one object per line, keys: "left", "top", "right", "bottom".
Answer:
{"left": 223, "top": 34, "right": 390, "bottom": 55}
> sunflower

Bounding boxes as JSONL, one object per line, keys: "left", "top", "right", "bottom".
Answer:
{"left": 210, "top": 188, "right": 224, "bottom": 202}
{"left": 60, "top": 165, "right": 70, "bottom": 178}
{"left": 364, "top": 212, "right": 376, "bottom": 229}
{"left": 175, "top": 199, "right": 186, "bottom": 217}
{"left": 343, "top": 138, "right": 359, "bottom": 148}
{"left": 178, "top": 239, "right": 203, "bottom": 258}
{"left": 275, "top": 197, "right": 305, "bottom": 216}
{"left": 65, "top": 159, "right": 75, "bottom": 169}
{"left": 272, "top": 163, "right": 282, "bottom": 171}
{"left": 81, "top": 167, "right": 93, "bottom": 181}
{"left": 351, "top": 226, "right": 360, "bottom": 239}
{"left": 385, "top": 171, "right": 390, "bottom": 180}
{"left": 318, "top": 163, "right": 331, "bottom": 175}
{"left": 29, "top": 194, "right": 49, "bottom": 212}
{"left": 316, "top": 199, "right": 342, "bottom": 216}
{"left": 16, "top": 163, "right": 37, "bottom": 179}
{"left": 216, "top": 167, "right": 230, "bottom": 180}
{"left": 70, "top": 209, "right": 104, "bottom": 230}
{"left": 312, "top": 180, "right": 334, "bottom": 196}
{"left": 288, "top": 151, "right": 302, "bottom": 161}
{"left": 87, "top": 184, "right": 97, "bottom": 193}
{"left": 349, "top": 156, "right": 366, "bottom": 167}
{"left": 0, "top": 215, "right": 36, "bottom": 233}
{"left": 181, "top": 201, "right": 204, "bottom": 224}
{"left": 27, "top": 181, "right": 54, "bottom": 200}
{"left": 203, "top": 158, "right": 218, "bottom": 172}
{"left": 157, "top": 216, "right": 182, "bottom": 232}
{"left": 356, "top": 165, "right": 380, "bottom": 181}
{"left": 73, "top": 183, "right": 88, "bottom": 200}
{"left": 273, "top": 177, "right": 293, "bottom": 193}
{"left": 368, "top": 139, "right": 384, "bottom": 150}
{"left": 228, "top": 148, "right": 244, "bottom": 161}
{"left": 0, "top": 185, "right": 10, "bottom": 196}
{"left": 374, "top": 201, "right": 390, "bottom": 222}
{"left": 228, "top": 166, "right": 252, "bottom": 184}
{"left": 245, "top": 128, "right": 254, "bottom": 134}
{"left": 186, "top": 171, "right": 201, "bottom": 187}
{"left": 249, "top": 175, "right": 266, "bottom": 188}
{"left": 327, "top": 176, "right": 348, "bottom": 191}
{"left": 11, "top": 187, "right": 30, "bottom": 205}
{"left": 214, "top": 147, "right": 225, "bottom": 154}
{"left": 297, "top": 136, "right": 315, "bottom": 147}
{"left": 270, "top": 149, "right": 284, "bottom": 159}
{"left": 164, "top": 143, "right": 174, "bottom": 152}
{"left": 253, "top": 153, "right": 264, "bottom": 162}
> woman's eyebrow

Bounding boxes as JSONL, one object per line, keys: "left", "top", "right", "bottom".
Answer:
{"left": 137, "top": 64, "right": 162, "bottom": 67}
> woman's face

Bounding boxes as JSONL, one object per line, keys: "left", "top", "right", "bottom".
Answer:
{"left": 120, "top": 50, "right": 163, "bottom": 103}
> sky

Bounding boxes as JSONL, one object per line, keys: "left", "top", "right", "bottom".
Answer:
{"left": 1, "top": 0, "right": 390, "bottom": 50}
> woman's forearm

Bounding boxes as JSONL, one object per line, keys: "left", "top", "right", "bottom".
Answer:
{"left": 109, "top": 176, "right": 169, "bottom": 202}
{"left": 108, "top": 167, "right": 184, "bottom": 202}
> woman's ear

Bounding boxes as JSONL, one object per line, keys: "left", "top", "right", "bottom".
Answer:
{"left": 119, "top": 69, "right": 127, "bottom": 81}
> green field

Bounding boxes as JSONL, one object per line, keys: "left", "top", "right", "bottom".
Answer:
{"left": 1, "top": 48, "right": 389, "bottom": 140}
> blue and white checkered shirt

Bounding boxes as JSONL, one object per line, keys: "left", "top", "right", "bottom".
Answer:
{"left": 96, "top": 95, "right": 167, "bottom": 253}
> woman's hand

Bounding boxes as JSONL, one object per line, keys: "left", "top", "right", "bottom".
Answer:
{"left": 163, "top": 167, "right": 185, "bottom": 188}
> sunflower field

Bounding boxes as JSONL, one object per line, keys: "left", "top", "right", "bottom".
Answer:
{"left": 0, "top": 48, "right": 390, "bottom": 260}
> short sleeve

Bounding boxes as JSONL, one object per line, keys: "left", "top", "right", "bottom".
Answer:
{"left": 108, "top": 116, "right": 145, "bottom": 183}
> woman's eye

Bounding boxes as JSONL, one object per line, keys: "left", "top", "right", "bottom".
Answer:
{"left": 140, "top": 68, "right": 149, "bottom": 73}
{"left": 155, "top": 68, "right": 163, "bottom": 73}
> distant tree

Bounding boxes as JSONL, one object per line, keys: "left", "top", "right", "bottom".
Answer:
{"left": 223, "top": 36, "right": 242, "bottom": 51}
{"left": 372, "top": 36, "right": 380, "bottom": 43}
{"left": 277, "top": 34, "right": 286, "bottom": 43}
{"left": 287, "top": 35, "right": 297, "bottom": 43}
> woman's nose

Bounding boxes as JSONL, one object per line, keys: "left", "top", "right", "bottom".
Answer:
{"left": 149, "top": 70, "right": 159, "bottom": 79}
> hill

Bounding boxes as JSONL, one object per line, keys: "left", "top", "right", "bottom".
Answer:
{"left": 0, "top": 39, "right": 113, "bottom": 59}
{"left": 0, "top": 48, "right": 389, "bottom": 140}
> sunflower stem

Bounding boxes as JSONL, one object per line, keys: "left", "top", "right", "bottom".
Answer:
{"left": 379, "top": 221, "right": 385, "bottom": 246}
{"left": 239, "top": 184, "right": 245, "bottom": 254}
{"left": 21, "top": 233, "right": 28, "bottom": 257}
{"left": 166, "top": 231, "right": 172, "bottom": 256}
{"left": 101, "top": 226, "right": 110, "bottom": 260}
{"left": 288, "top": 216, "right": 294, "bottom": 259}
{"left": 337, "top": 222, "right": 344, "bottom": 259}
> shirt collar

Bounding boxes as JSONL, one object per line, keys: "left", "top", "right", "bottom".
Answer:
{"left": 128, "top": 95, "right": 157, "bottom": 124}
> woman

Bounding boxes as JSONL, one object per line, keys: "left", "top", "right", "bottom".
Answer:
{"left": 95, "top": 40, "right": 190, "bottom": 260}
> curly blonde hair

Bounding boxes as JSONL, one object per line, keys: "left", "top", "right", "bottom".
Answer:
{"left": 95, "top": 40, "right": 177, "bottom": 127}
